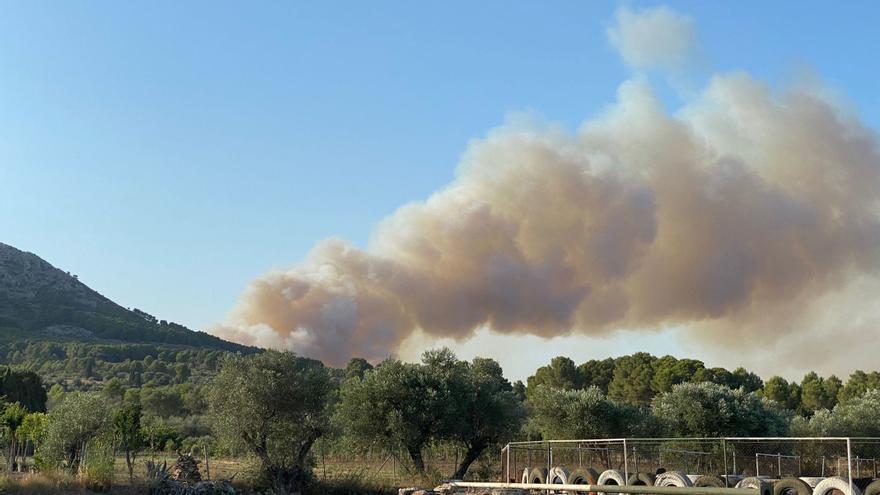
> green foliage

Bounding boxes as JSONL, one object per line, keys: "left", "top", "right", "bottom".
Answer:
{"left": 0, "top": 367, "right": 47, "bottom": 412}
{"left": 578, "top": 358, "right": 616, "bottom": 393}
{"left": 761, "top": 376, "right": 802, "bottom": 411}
{"left": 526, "top": 356, "right": 582, "bottom": 394}
{"left": 1, "top": 402, "right": 28, "bottom": 470}
{"left": 800, "top": 372, "right": 839, "bottom": 415}
{"left": 112, "top": 402, "right": 145, "bottom": 480}
{"left": 651, "top": 357, "right": 704, "bottom": 393}
{"left": 512, "top": 380, "right": 526, "bottom": 401}
{"left": 337, "top": 349, "right": 526, "bottom": 479}
{"left": 445, "top": 356, "right": 526, "bottom": 479}
{"left": 141, "top": 387, "right": 186, "bottom": 418}
{"left": 18, "top": 412, "right": 48, "bottom": 446}
{"left": 208, "top": 350, "right": 334, "bottom": 494}
{"left": 335, "top": 358, "right": 445, "bottom": 474}
{"left": 0, "top": 242, "right": 255, "bottom": 353}
{"left": 80, "top": 429, "right": 115, "bottom": 491}
{"left": 838, "top": 370, "right": 880, "bottom": 402}
{"left": 791, "top": 389, "right": 880, "bottom": 437}
{"left": 1, "top": 340, "right": 237, "bottom": 393}
{"left": 46, "top": 384, "right": 65, "bottom": 409}
{"left": 528, "top": 385, "right": 654, "bottom": 439}
{"left": 1, "top": 402, "right": 27, "bottom": 434}
{"left": 692, "top": 366, "right": 763, "bottom": 392}
{"left": 102, "top": 377, "right": 125, "bottom": 403}
{"left": 145, "top": 458, "right": 171, "bottom": 484}
{"left": 651, "top": 382, "right": 789, "bottom": 437}
{"left": 525, "top": 353, "right": 767, "bottom": 408}
{"left": 39, "top": 392, "right": 111, "bottom": 472}
{"left": 141, "top": 415, "right": 179, "bottom": 452}
{"left": 608, "top": 352, "right": 657, "bottom": 406}
{"left": 344, "top": 358, "right": 373, "bottom": 381}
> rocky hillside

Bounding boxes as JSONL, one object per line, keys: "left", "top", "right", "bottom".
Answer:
{"left": 0, "top": 241, "right": 250, "bottom": 351}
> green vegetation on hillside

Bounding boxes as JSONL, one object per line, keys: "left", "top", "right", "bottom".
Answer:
{"left": 0, "top": 242, "right": 251, "bottom": 352}
{"left": 2, "top": 348, "right": 880, "bottom": 494}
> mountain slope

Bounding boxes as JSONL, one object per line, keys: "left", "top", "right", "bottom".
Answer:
{"left": 0, "top": 241, "right": 251, "bottom": 352}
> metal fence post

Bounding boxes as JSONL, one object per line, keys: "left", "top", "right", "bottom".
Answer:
{"left": 722, "top": 439, "right": 729, "bottom": 484}
{"left": 623, "top": 439, "right": 629, "bottom": 485}
{"left": 548, "top": 443, "right": 552, "bottom": 475}
{"left": 847, "top": 438, "right": 854, "bottom": 495}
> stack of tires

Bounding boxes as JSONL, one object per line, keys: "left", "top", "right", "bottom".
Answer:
{"left": 516, "top": 466, "right": 877, "bottom": 495}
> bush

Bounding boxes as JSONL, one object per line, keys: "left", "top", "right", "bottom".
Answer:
{"left": 527, "top": 385, "right": 655, "bottom": 439}
{"left": 651, "top": 382, "right": 789, "bottom": 437}
{"left": 80, "top": 431, "right": 115, "bottom": 491}
{"left": 791, "top": 389, "right": 880, "bottom": 437}
{"left": 38, "top": 393, "right": 111, "bottom": 472}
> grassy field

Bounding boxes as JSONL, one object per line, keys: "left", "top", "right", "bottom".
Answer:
{"left": 0, "top": 450, "right": 496, "bottom": 494}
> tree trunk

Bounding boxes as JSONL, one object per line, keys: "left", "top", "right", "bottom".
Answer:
{"left": 406, "top": 445, "right": 426, "bottom": 474}
{"left": 22, "top": 439, "right": 29, "bottom": 472}
{"left": 8, "top": 432, "right": 15, "bottom": 472}
{"left": 453, "top": 443, "right": 487, "bottom": 480}
{"left": 260, "top": 462, "right": 304, "bottom": 495}
{"left": 125, "top": 449, "right": 134, "bottom": 481}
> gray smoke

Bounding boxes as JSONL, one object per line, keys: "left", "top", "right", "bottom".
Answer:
{"left": 212, "top": 72, "right": 880, "bottom": 367}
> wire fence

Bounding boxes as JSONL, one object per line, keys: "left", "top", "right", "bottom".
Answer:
{"left": 503, "top": 438, "right": 880, "bottom": 489}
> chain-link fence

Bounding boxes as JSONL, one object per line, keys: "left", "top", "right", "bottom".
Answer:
{"left": 502, "top": 438, "right": 880, "bottom": 491}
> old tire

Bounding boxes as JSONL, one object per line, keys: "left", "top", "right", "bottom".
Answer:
{"left": 550, "top": 466, "right": 571, "bottom": 484}
{"left": 863, "top": 480, "right": 880, "bottom": 495}
{"left": 813, "top": 477, "right": 862, "bottom": 495}
{"left": 775, "top": 478, "right": 813, "bottom": 495}
{"left": 599, "top": 469, "right": 626, "bottom": 495}
{"left": 570, "top": 467, "right": 600, "bottom": 485}
{"left": 737, "top": 477, "right": 773, "bottom": 495}
{"left": 694, "top": 476, "right": 726, "bottom": 488}
{"left": 655, "top": 471, "right": 694, "bottom": 487}
{"left": 569, "top": 467, "right": 601, "bottom": 495}
{"left": 629, "top": 472, "right": 656, "bottom": 486}
{"left": 521, "top": 467, "right": 531, "bottom": 484}
{"left": 529, "top": 467, "right": 549, "bottom": 484}
{"left": 800, "top": 478, "right": 825, "bottom": 489}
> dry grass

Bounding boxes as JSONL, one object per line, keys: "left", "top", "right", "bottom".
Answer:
{"left": 0, "top": 471, "right": 145, "bottom": 494}
{"left": 0, "top": 452, "right": 478, "bottom": 494}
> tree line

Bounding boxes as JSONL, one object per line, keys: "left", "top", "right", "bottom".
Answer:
{"left": 3, "top": 350, "right": 880, "bottom": 494}
{"left": 524, "top": 353, "right": 865, "bottom": 415}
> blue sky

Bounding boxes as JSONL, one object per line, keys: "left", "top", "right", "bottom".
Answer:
{"left": 3, "top": 2, "right": 880, "bottom": 376}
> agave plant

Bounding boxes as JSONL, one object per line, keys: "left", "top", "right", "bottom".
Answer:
{"left": 145, "top": 459, "right": 171, "bottom": 483}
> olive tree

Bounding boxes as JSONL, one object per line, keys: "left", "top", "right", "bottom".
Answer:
{"left": 39, "top": 393, "right": 112, "bottom": 472}
{"left": 528, "top": 385, "right": 652, "bottom": 439}
{"left": 651, "top": 382, "right": 789, "bottom": 437}
{"left": 336, "top": 349, "right": 525, "bottom": 479}
{"left": 208, "top": 351, "right": 334, "bottom": 494}
{"left": 791, "top": 389, "right": 880, "bottom": 437}
{"left": 334, "top": 358, "right": 447, "bottom": 474}
{"left": 448, "top": 357, "right": 525, "bottom": 479}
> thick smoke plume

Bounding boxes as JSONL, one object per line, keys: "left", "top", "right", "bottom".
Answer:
{"left": 213, "top": 72, "right": 880, "bottom": 367}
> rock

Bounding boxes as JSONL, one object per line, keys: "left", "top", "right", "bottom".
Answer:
{"left": 170, "top": 452, "right": 202, "bottom": 484}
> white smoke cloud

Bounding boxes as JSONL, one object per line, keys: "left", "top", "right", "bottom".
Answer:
{"left": 607, "top": 6, "right": 698, "bottom": 71}
{"left": 210, "top": 7, "right": 880, "bottom": 376}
